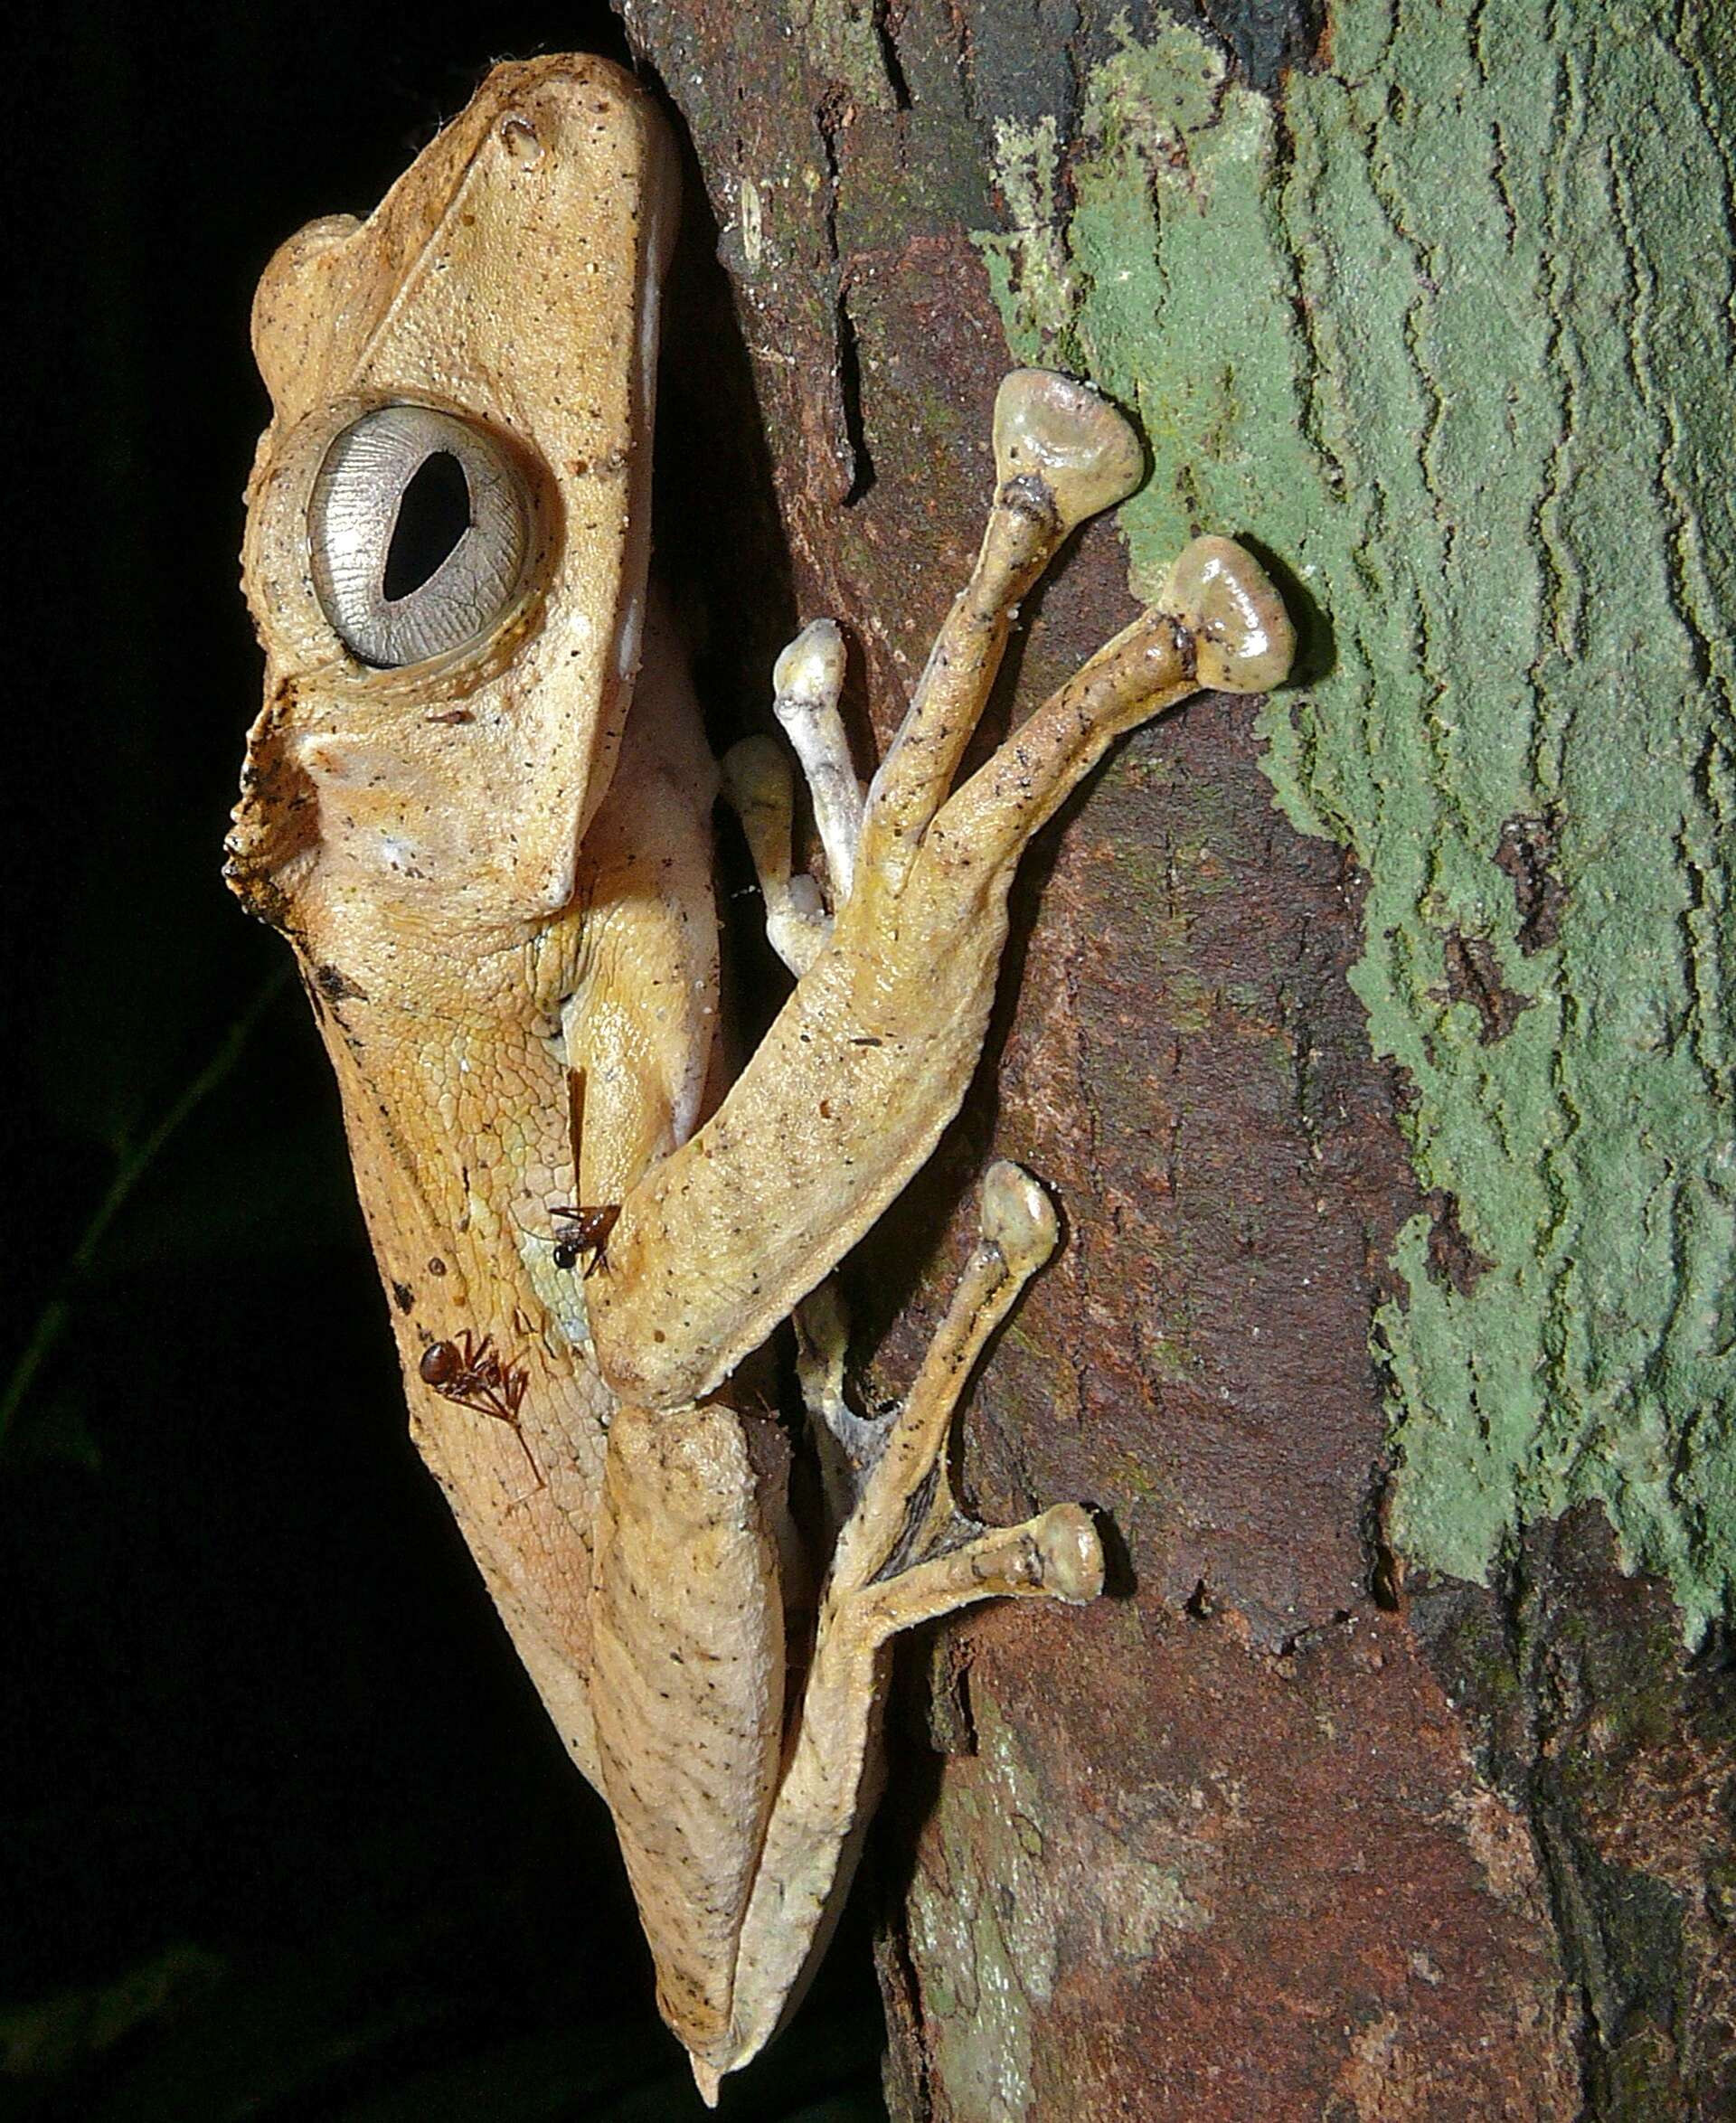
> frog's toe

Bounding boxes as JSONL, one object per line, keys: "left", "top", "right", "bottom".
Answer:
{"left": 1033, "top": 1502, "right": 1107, "bottom": 1603}
{"left": 720, "top": 735, "right": 828, "bottom": 975}
{"left": 772, "top": 618, "right": 862, "bottom": 901}
{"left": 979, "top": 1157, "right": 1061, "bottom": 1279}
{"left": 1162, "top": 535, "right": 1296, "bottom": 695}
{"left": 992, "top": 369, "right": 1145, "bottom": 533}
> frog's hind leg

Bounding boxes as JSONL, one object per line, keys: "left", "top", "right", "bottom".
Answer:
{"left": 700, "top": 1162, "right": 1102, "bottom": 2099}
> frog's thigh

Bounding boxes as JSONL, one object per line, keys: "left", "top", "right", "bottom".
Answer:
{"left": 590, "top": 1402, "right": 785, "bottom": 2057}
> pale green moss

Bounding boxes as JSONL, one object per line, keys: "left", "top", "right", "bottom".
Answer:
{"left": 904, "top": 1689, "right": 1208, "bottom": 2118}
{"left": 976, "top": 7, "right": 1736, "bottom": 1636}
{"left": 903, "top": 1696, "right": 1054, "bottom": 2119}
{"left": 975, "top": 115, "right": 1082, "bottom": 355}
{"left": 780, "top": 0, "right": 896, "bottom": 110}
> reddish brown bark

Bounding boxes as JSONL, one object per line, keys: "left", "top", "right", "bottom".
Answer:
{"left": 618, "top": 5, "right": 1736, "bottom": 2116}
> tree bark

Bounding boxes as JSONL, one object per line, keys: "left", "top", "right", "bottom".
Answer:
{"left": 618, "top": 3, "right": 1736, "bottom": 2116}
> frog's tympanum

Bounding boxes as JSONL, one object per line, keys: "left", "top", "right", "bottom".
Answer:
{"left": 228, "top": 54, "right": 1294, "bottom": 2100}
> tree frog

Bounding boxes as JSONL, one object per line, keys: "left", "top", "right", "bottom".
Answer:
{"left": 227, "top": 53, "right": 1293, "bottom": 2101}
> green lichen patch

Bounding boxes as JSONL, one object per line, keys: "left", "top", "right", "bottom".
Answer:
{"left": 903, "top": 1685, "right": 1210, "bottom": 2118}
{"left": 974, "top": 7, "right": 1736, "bottom": 1636}
{"left": 779, "top": 0, "right": 897, "bottom": 110}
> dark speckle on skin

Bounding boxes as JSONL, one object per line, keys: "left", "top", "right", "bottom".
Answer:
{"left": 392, "top": 1281, "right": 416, "bottom": 1314}
{"left": 315, "top": 962, "right": 370, "bottom": 1004}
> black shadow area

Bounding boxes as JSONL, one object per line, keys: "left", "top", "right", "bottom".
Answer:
{"left": 0, "top": 6, "right": 883, "bottom": 2118}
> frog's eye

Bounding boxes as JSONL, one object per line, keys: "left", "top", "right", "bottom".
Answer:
{"left": 307, "top": 406, "right": 531, "bottom": 668}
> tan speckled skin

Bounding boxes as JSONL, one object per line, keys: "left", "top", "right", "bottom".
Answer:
{"left": 230, "top": 60, "right": 698, "bottom": 1810}
{"left": 230, "top": 53, "right": 1293, "bottom": 2102}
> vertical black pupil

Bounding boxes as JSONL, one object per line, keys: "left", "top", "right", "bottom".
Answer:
{"left": 383, "top": 450, "right": 470, "bottom": 600}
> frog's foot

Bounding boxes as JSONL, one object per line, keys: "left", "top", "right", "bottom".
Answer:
{"left": 730, "top": 375, "right": 1290, "bottom": 978}
{"left": 722, "top": 371, "right": 1148, "bottom": 975}
{"left": 832, "top": 373, "right": 1288, "bottom": 957}
{"left": 703, "top": 1163, "right": 1102, "bottom": 2094}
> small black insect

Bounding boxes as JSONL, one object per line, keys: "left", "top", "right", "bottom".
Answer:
{"left": 550, "top": 1203, "right": 621, "bottom": 1278}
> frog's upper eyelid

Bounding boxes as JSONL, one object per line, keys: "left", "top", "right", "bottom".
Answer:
{"left": 307, "top": 405, "right": 531, "bottom": 669}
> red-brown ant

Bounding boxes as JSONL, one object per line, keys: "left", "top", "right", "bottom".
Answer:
{"left": 418, "top": 1330, "right": 527, "bottom": 1426}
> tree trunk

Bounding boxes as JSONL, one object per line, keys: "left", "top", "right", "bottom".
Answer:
{"left": 619, "top": 3, "right": 1735, "bottom": 2115}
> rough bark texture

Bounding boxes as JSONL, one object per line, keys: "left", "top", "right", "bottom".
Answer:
{"left": 618, "top": 3, "right": 1735, "bottom": 2116}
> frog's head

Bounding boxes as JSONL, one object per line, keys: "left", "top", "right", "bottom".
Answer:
{"left": 227, "top": 54, "right": 679, "bottom": 953}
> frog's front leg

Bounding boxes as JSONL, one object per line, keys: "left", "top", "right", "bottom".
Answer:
{"left": 590, "top": 369, "right": 1293, "bottom": 1415}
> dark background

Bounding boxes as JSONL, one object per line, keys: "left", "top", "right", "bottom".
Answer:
{"left": 0, "top": 5, "right": 880, "bottom": 2117}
